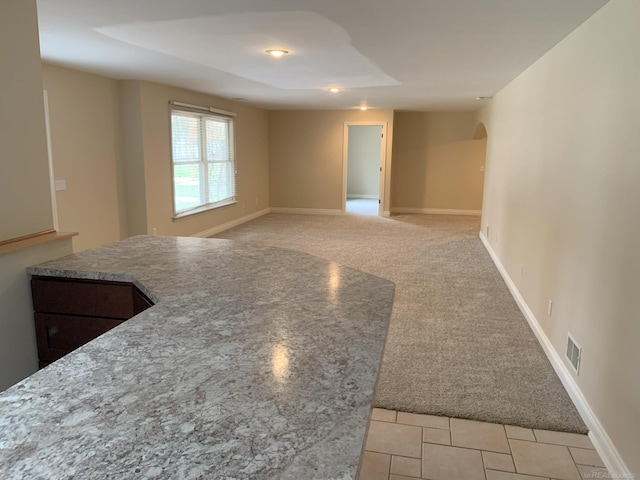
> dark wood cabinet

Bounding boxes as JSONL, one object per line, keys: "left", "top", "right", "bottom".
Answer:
{"left": 31, "top": 276, "right": 153, "bottom": 367}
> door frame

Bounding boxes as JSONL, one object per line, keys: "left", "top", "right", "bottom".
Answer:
{"left": 342, "top": 121, "right": 388, "bottom": 216}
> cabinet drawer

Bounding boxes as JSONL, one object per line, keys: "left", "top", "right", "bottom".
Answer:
{"left": 32, "top": 277, "right": 135, "bottom": 319}
{"left": 35, "top": 313, "right": 124, "bottom": 362}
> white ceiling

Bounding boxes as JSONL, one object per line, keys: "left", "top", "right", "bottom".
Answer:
{"left": 37, "top": 0, "right": 608, "bottom": 111}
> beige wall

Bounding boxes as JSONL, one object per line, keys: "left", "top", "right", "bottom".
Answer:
{"left": 269, "top": 110, "right": 394, "bottom": 212}
{"left": 42, "top": 63, "right": 125, "bottom": 252}
{"left": 476, "top": 0, "right": 639, "bottom": 474}
{"left": 39, "top": 71, "right": 270, "bottom": 242}
{"left": 0, "top": 0, "right": 53, "bottom": 241}
{"left": 129, "top": 81, "right": 269, "bottom": 236}
{"left": 0, "top": 0, "right": 73, "bottom": 391}
{"left": 347, "top": 125, "right": 382, "bottom": 198}
{"left": 391, "top": 112, "right": 485, "bottom": 211}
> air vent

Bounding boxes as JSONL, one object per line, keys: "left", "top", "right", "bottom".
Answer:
{"left": 566, "top": 334, "right": 581, "bottom": 374}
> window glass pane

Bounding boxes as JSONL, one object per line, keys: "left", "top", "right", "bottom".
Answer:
{"left": 172, "top": 114, "right": 201, "bottom": 163}
{"left": 171, "top": 108, "right": 235, "bottom": 215}
{"left": 208, "top": 161, "right": 233, "bottom": 203}
{"left": 205, "top": 119, "right": 230, "bottom": 162}
{"left": 173, "top": 164, "right": 202, "bottom": 212}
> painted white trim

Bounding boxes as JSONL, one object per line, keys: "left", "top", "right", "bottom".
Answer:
{"left": 270, "top": 207, "right": 344, "bottom": 216}
{"left": 192, "top": 208, "right": 270, "bottom": 238}
{"left": 479, "top": 232, "right": 632, "bottom": 478}
{"left": 382, "top": 211, "right": 391, "bottom": 218}
{"left": 347, "top": 194, "right": 379, "bottom": 200}
{"left": 391, "top": 207, "right": 482, "bottom": 216}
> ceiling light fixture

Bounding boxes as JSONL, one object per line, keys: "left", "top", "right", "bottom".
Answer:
{"left": 360, "top": 105, "right": 368, "bottom": 111}
{"left": 266, "top": 49, "right": 289, "bottom": 58}
{"left": 328, "top": 87, "right": 342, "bottom": 93}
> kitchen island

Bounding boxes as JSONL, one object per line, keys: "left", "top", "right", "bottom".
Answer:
{"left": 0, "top": 235, "right": 395, "bottom": 479}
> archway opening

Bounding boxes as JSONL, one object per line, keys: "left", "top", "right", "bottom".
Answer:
{"left": 473, "top": 122, "right": 488, "bottom": 140}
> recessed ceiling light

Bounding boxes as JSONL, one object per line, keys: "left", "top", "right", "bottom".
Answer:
{"left": 328, "top": 87, "right": 342, "bottom": 93}
{"left": 360, "top": 105, "right": 368, "bottom": 111}
{"left": 475, "top": 96, "right": 491, "bottom": 100}
{"left": 266, "top": 49, "right": 289, "bottom": 58}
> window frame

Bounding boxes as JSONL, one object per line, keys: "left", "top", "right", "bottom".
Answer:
{"left": 169, "top": 106, "right": 237, "bottom": 219}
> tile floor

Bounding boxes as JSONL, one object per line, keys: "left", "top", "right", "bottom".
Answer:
{"left": 359, "top": 408, "right": 610, "bottom": 480}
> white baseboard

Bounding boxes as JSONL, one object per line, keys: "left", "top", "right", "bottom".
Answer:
{"left": 192, "top": 208, "right": 270, "bottom": 238}
{"left": 270, "top": 207, "right": 344, "bottom": 216}
{"left": 479, "top": 232, "right": 632, "bottom": 478}
{"left": 347, "top": 194, "right": 379, "bottom": 200}
{"left": 391, "top": 207, "right": 482, "bottom": 216}
{"left": 382, "top": 211, "right": 391, "bottom": 218}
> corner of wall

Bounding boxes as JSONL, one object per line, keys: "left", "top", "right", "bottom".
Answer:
{"left": 119, "top": 80, "right": 148, "bottom": 236}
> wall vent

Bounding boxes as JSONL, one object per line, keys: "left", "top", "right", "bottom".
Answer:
{"left": 566, "top": 334, "right": 581, "bottom": 375}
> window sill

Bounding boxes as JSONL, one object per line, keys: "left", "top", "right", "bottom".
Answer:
{"left": 172, "top": 201, "right": 237, "bottom": 221}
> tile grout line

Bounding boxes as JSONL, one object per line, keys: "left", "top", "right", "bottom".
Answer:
{"left": 364, "top": 448, "right": 422, "bottom": 460}
{"left": 363, "top": 408, "right": 605, "bottom": 480}
{"left": 480, "top": 445, "right": 489, "bottom": 480}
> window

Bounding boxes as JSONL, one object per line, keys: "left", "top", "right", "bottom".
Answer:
{"left": 170, "top": 108, "right": 236, "bottom": 217}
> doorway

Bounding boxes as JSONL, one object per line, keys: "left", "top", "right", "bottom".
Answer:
{"left": 343, "top": 122, "right": 387, "bottom": 216}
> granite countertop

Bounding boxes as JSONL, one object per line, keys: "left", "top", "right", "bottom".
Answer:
{"left": 0, "top": 235, "right": 394, "bottom": 479}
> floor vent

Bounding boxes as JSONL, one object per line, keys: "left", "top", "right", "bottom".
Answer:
{"left": 566, "top": 334, "right": 581, "bottom": 374}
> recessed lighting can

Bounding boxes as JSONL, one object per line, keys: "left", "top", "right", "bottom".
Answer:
{"left": 360, "top": 105, "right": 368, "bottom": 111}
{"left": 266, "top": 49, "right": 289, "bottom": 57}
{"left": 328, "top": 87, "right": 342, "bottom": 93}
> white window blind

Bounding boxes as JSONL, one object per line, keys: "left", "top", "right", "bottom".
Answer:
{"left": 170, "top": 108, "right": 236, "bottom": 216}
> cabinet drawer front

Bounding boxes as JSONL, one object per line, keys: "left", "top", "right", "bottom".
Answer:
{"left": 35, "top": 313, "right": 124, "bottom": 362}
{"left": 32, "top": 278, "right": 134, "bottom": 319}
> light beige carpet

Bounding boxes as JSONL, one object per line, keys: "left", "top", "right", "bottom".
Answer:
{"left": 215, "top": 211, "right": 587, "bottom": 433}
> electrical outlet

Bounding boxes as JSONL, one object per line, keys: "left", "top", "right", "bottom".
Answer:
{"left": 548, "top": 299, "right": 553, "bottom": 316}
